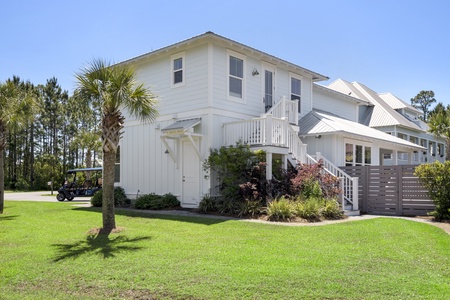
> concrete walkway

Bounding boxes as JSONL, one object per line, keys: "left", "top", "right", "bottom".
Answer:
{"left": 4, "top": 191, "right": 450, "bottom": 235}
{"left": 4, "top": 191, "right": 91, "bottom": 203}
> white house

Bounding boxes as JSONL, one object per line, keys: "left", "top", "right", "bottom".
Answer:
{"left": 116, "top": 32, "right": 442, "bottom": 212}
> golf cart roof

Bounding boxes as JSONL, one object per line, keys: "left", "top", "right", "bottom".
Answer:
{"left": 66, "top": 167, "right": 103, "bottom": 174}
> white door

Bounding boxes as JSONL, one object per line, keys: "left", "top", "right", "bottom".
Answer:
{"left": 181, "top": 140, "right": 200, "bottom": 207}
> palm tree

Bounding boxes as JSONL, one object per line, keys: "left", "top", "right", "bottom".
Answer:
{"left": 0, "top": 78, "right": 38, "bottom": 214}
{"left": 72, "top": 129, "right": 102, "bottom": 179}
{"left": 75, "top": 60, "right": 158, "bottom": 233}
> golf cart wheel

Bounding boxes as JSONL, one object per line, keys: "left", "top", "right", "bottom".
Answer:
{"left": 67, "top": 197, "right": 74, "bottom": 201}
{"left": 56, "top": 193, "right": 65, "bottom": 202}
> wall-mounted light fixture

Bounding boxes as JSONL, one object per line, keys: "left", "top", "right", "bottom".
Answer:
{"left": 315, "top": 135, "right": 322, "bottom": 139}
{"left": 252, "top": 68, "right": 259, "bottom": 76}
{"left": 164, "top": 149, "right": 169, "bottom": 154}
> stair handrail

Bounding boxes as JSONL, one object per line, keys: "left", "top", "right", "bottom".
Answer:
{"left": 265, "top": 96, "right": 298, "bottom": 125}
{"left": 310, "top": 152, "right": 359, "bottom": 210}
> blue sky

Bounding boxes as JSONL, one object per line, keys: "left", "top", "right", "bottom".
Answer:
{"left": 1, "top": 0, "right": 449, "bottom": 107}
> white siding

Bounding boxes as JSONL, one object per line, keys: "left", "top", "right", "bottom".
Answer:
{"left": 127, "top": 44, "right": 209, "bottom": 120}
{"left": 121, "top": 121, "right": 180, "bottom": 198}
{"left": 313, "top": 88, "right": 358, "bottom": 122}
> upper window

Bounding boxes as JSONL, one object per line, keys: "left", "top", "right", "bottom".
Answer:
{"left": 290, "top": 77, "right": 301, "bottom": 113}
{"left": 171, "top": 53, "right": 185, "bottom": 87}
{"left": 229, "top": 54, "right": 244, "bottom": 99}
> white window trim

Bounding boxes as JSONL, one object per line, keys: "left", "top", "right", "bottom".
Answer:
{"left": 289, "top": 72, "right": 303, "bottom": 113}
{"left": 262, "top": 62, "right": 276, "bottom": 111}
{"left": 344, "top": 139, "right": 373, "bottom": 166}
{"left": 171, "top": 52, "right": 185, "bottom": 88}
{"left": 227, "top": 50, "right": 246, "bottom": 103}
{"left": 114, "top": 143, "right": 122, "bottom": 186}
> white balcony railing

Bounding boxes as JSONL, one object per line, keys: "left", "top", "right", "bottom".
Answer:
{"left": 266, "top": 96, "right": 298, "bottom": 125}
{"left": 223, "top": 115, "right": 307, "bottom": 163}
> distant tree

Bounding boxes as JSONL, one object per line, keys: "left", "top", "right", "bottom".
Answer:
{"left": 75, "top": 59, "right": 158, "bottom": 234}
{"left": 0, "top": 78, "right": 38, "bottom": 213}
{"left": 428, "top": 103, "right": 450, "bottom": 160}
{"left": 410, "top": 90, "right": 436, "bottom": 122}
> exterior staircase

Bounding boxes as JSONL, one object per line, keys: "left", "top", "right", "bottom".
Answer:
{"left": 222, "top": 96, "right": 360, "bottom": 215}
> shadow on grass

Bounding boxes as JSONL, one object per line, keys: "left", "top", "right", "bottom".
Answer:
{"left": 0, "top": 215, "right": 18, "bottom": 221}
{"left": 52, "top": 234, "right": 151, "bottom": 262}
{"left": 73, "top": 206, "right": 235, "bottom": 226}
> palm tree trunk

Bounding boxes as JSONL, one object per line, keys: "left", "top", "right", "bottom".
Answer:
{"left": 101, "top": 150, "right": 116, "bottom": 232}
{"left": 0, "top": 147, "right": 4, "bottom": 214}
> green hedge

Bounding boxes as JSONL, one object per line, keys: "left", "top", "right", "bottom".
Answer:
{"left": 134, "top": 193, "right": 180, "bottom": 210}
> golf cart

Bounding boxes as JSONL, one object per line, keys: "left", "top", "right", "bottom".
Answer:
{"left": 56, "top": 167, "right": 103, "bottom": 201}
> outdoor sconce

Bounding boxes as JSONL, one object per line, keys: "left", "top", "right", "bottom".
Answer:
{"left": 164, "top": 149, "right": 169, "bottom": 154}
{"left": 252, "top": 68, "right": 259, "bottom": 76}
{"left": 315, "top": 135, "right": 322, "bottom": 139}
{"left": 423, "top": 151, "right": 427, "bottom": 155}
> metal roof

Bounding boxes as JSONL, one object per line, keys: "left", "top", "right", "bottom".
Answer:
{"left": 299, "top": 110, "right": 425, "bottom": 151}
{"left": 162, "top": 118, "right": 201, "bottom": 132}
{"left": 327, "top": 79, "right": 424, "bottom": 131}
{"left": 378, "top": 92, "right": 421, "bottom": 113}
{"left": 67, "top": 167, "right": 102, "bottom": 174}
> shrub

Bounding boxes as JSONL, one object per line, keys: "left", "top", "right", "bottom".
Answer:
{"left": 294, "top": 197, "right": 323, "bottom": 222}
{"left": 291, "top": 161, "right": 340, "bottom": 199}
{"left": 238, "top": 200, "right": 265, "bottom": 218}
{"left": 90, "top": 191, "right": 102, "bottom": 207}
{"left": 415, "top": 161, "right": 450, "bottom": 221}
{"left": 134, "top": 193, "right": 180, "bottom": 210}
{"left": 90, "top": 187, "right": 130, "bottom": 207}
{"left": 198, "top": 195, "right": 218, "bottom": 213}
{"left": 321, "top": 198, "right": 344, "bottom": 220}
{"left": 267, "top": 197, "right": 295, "bottom": 221}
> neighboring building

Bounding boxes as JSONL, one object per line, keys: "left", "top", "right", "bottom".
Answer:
{"left": 325, "top": 79, "right": 446, "bottom": 165}
{"left": 115, "top": 32, "right": 441, "bottom": 212}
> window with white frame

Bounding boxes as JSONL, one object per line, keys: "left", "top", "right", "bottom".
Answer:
{"left": 171, "top": 53, "right": 184, "bottom": 86}
{"left": 114, "top": 145, "right": 120, "bottom": 183}
{"left": 290, "top": 77, "right": 301, "bottom": 113}
{"left": 345, "top": 142, "right": 371, "bottom": 166}
{"left": 229, "top": 54, "right": 244, "bottom": 99}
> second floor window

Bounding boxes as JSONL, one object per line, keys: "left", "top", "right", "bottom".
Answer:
{"left": 291, "top": 77, "right": 301, "bottom": 113}
{"left": 173, "top": 57, "right": 183, "bottom": 84}
{"left": 229, "top": 55, "right": 243, "bottom": 98}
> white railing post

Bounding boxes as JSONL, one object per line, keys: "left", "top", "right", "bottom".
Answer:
{"left": 266, "top": 114, "right": 272, "bottom": 145}
{"left": 352, "top": 177, "right": 359, "bottom": 211}
{"left": 340, "top": 178, "right": 346, "bottom": 212}
{"left": 281, "top": 96, "right": 286, "bottom": 119}
{"left": 294, "top": 100, "right": 299, "bottom": 125}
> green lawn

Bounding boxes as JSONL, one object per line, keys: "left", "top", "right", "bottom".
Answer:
{"left": 1, "top": 201, "right": 449, "bottom": 300}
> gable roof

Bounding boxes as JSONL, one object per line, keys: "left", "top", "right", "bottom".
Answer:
{"left": 378, "top": 92, "right": 422, "bottom": 114}
{"left": 118, "top": 31, "right": 329, "bottom": 82}
{"left": 327, "top": 79, "right": 424, "bottom": 132}
{"left": 313, "top": 83, "right": 370, "bottom": 105}
{"left": 299, "top": 110, "right": 425, "bottom": 151}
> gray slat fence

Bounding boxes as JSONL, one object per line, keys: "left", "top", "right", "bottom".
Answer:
{"left": 340, "top": 165, "right": 435, "bottom": 216}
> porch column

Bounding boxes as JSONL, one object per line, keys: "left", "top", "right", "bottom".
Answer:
{"left": 282, "top": 154, "right": 287, "bottom": 170}
{"left": 392, "top": 150, "right": 398, "bottom": 165}
{"left": 266, "top": 152, "right": 272, "bottom": 181}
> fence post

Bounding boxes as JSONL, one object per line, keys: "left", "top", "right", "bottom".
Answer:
{"left": 397, "top": 165, "right": 403, "bottom": 215}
